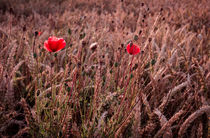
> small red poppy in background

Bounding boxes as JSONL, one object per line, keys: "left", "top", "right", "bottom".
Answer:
{"left": 126, "top": 42, "right": 140, "bottom": 55}
{"left": 38, "top": 32, "right": 42, "bottom": 36}
{"left": 44, "top": 36, "right": 66, "bottom": 52}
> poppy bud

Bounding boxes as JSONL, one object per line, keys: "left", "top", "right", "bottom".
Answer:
{"left": 79, "top": 33, "right": 86, "bottom": 40}
{"left": 9, "top": 8, "right": 14, "bottom": 14}
{"left": 121, "top": 44, "right": 124, "bottom": 48}
{"left": 23, "top": 25, "right": 26, "bottom": 32}
{"left": 51, "top": 62, "right": 54, "bottom": 67}
{"left": 35, "top": 31, "right": 38, "bottom": 37}
{"left": 67, "top": 87, "right": 71, "bottom": 91}
{"left": 110, "top": 69, "right": 113, "bottom": 74}
{"left": 33, "top": 53, "right": 37, "bottom": 58}
{"left": 114, "top": 62, "right": 118, "bottom": 67}
{"left": 68, "top": 28, "right": 72, "bottom": 35}
{"left": 134, "top": 35, "right": 138, "bottom": 41}
{"left": 149, "top": 37, "right": 152, "bottom": 42}
{"left": 130, "top": 42, "right": 133, "bottom": 47}
{"left": 151, "top": 59, "right": 156, "bottom": 65}
{"left": 82, "top": 40, "right": 87, "bottom": 47}
{"left": 139, "top": 30, "right": 142, "bottom": 35}
{"left": 130, "top": 73, "right": 134, "bottom": 79}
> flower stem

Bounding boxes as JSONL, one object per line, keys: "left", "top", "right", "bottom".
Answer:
{"left": 116, "top": 56, "right": 134, "bottom": 118}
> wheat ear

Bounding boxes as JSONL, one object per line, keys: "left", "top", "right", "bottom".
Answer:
{"left": 154, "top": 110, "right": 185, "bottom": 138}
{"left": 154, "top": 109, "right": 173, "bottom": 138}
{"left": 178, "top": 106, "right": 210, "bottom": 137}
{"left": 20, "top": 98, "right": 31, "bottom": 126}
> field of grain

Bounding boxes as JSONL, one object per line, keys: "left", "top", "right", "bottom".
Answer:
{"left": 0, "top": 0, "right": 209, "bottom": 137}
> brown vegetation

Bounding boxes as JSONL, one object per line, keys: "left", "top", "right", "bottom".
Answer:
{"left": 0, "top": 0, "right": 209, "bottom": 137}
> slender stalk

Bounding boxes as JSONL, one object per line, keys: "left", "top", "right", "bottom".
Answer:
{"left": 60, "top": 68, "right": 77, "bottom": 134}
{"left": 116, "top": 56, "right": 134, "bottom": 118}
{"left": 114, "top": 91, "right": 141, "bottom": 137}
{"left": 52, "top": 55, "right": 59, "bottom": 109}
{"left": 50, "top": 53, "right": 54, "bottom": 124}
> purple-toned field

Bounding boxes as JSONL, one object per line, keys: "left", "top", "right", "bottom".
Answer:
{"left": 0, "top": 0, "right": 209, "bottom": 137}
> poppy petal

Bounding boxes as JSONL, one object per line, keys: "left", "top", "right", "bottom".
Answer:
{"left": 127, "top": 44, "right": 132, "bottom": 54}
{"left": 133, "top": 45, "right": 140, "bottom": 55}
{"left": 126, "top": 43, "right": 140, "bottom": 55}
{"left": 44, "top": 36, "right": 66, "bottom": 52}
{"left": 44, "top": 41, "right": 52, "bottom": 52}
{"left": 57, "top": 38, "right": 66, "bottom": 51}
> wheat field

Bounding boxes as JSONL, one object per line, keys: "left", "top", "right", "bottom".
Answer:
{"left": 0, "top": 0, "right": 209, "bottom": 137}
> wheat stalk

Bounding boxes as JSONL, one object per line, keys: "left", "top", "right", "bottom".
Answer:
{"left": 154, "top": 109, "right": 185, "bottom": 138}
{"left": 20, "top": 98, "right": 31, "bottom": 126}
{"left": 115, "top": 110, "right": 133, "bottom": 138}
{"left": 159, "top": 80, "right": 189, "bottom": 110}
{"left": 0, "top": 44, "right": 10, "bottom": 61}
{"left": 154, "top": 108, "right": 173, "bottom": 138}
{"left": 141, "top": 92, "right": 152, "bottom": 115}
{"left": 95, "top": 111, "right": 108, "bottom": 136}
{"left": 7, "top": 40, "right": 18, "bottom": 71}
{"left": 4, "top": 80, "right": 14, "bottom": 108}
{"left": 10, "top": 60, "right": 25, "bottom": 78}
{"left": 168, "top": 49, "right": 177, "bottom": 65}
{"left": 24, "top": 41, "right": 36, "bottom": 74}
{"left": 197, "top": 122, "right": 203, "bottom": 138}
{"left": 0, "top": 63, "right": 3, "bottom": 80}
{"left": 13, "top": 127, "right": 30, "bottom": 138}
{"left": 178, "top": 106, "right": 210, "bottom": 137}
{"left": 132, "top": 97, "right": 142, "bottom": 136}
{"left": 38, "top": 84, "right": 62, "bottom": 99}
{"left": 139, "top": 121, "right": 157, "bottom": 136}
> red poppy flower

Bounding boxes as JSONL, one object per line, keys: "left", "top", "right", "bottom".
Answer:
{"left": 126, "top": 42, "right": 140, "bottom": 55}
{"left": 44, "top": 36, "right": 66, "bottom": 52}
{"left": 38, "top": 32, "right": 42, "bottom": 36}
